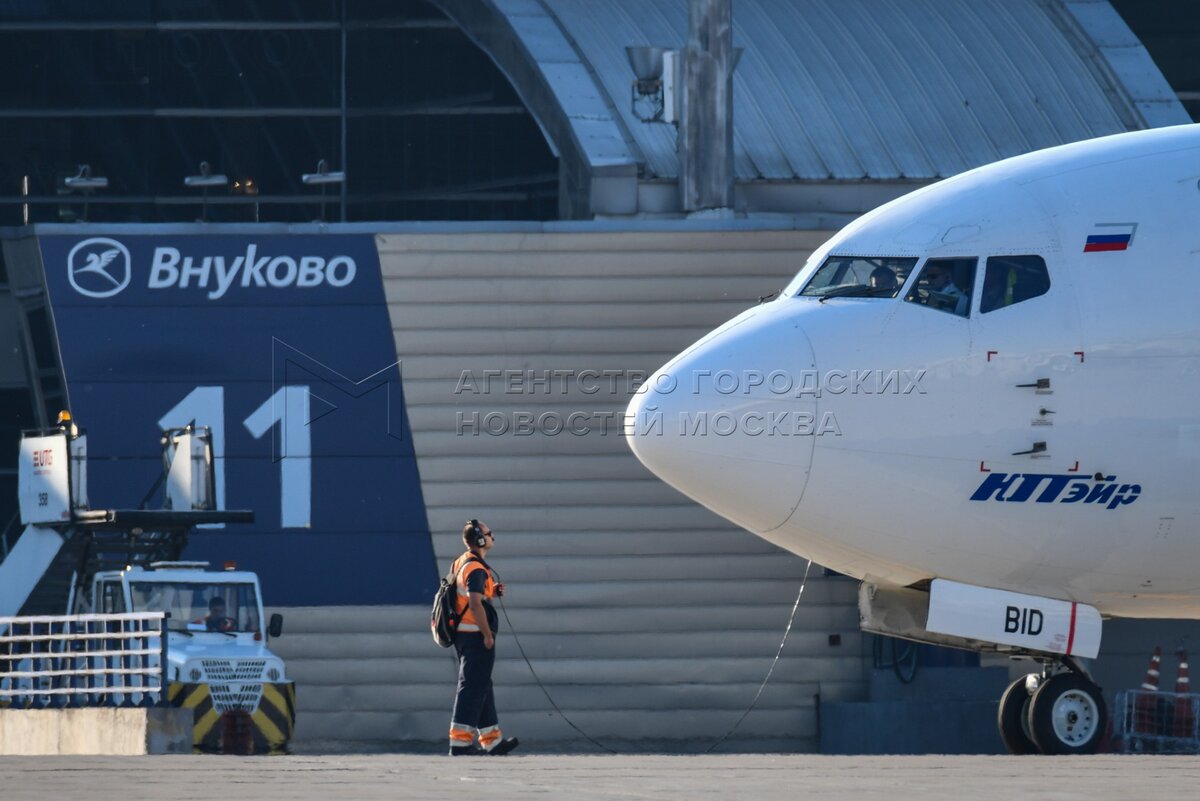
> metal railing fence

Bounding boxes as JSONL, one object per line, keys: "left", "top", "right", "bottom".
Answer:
{"left": 0, "top": 612, "right": 167, "bottom": 708}
{"left": 1113, "top": 689, "right": 1200, "bottom": 754}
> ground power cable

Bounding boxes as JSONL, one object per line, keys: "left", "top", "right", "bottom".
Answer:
{"left": 498, "top": 598, "right": 620, "bottom": 754}
{"left": 704, "top": 558, "right": 813, "bottom": 753}
{"left": 483, "top": 561, "right": 617, "bottom": 753}
{"left": 497, "top": 557, "right": 814, "bottom": 755}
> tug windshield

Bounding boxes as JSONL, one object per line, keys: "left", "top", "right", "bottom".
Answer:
{"left": 130, "top": 581, "right": 262, "bottom": 633}
{"left": 799, "top": 256, "right": 918, "bottom": 299}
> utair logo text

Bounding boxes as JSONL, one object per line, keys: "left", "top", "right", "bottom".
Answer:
{"left": 65, "top": 239, "right": 358, "bottom": 300}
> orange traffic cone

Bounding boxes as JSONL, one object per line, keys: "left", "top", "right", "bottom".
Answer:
{"left": 1142, "top": 645, "right": 1163, "bottom": 691}
{"left": 1174, "top": 649, "right": 1194, "bottom": 738}
{"left": 1134, "top": 645, "right": 1163, "bottom": 736}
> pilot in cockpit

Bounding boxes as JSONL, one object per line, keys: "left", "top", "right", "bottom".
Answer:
{"left": 869, "top": 266, "right": 898, "bottom": 294}
{"left": 922, "top": 263, "right": 968, "bottom": 316}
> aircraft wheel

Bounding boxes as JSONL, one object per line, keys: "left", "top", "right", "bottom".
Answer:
{"left": 997, "top": 674, "right": 1038, "bottom": 754}
{"left": 1027, "top": 672, "right": 1106, "bottom": 755}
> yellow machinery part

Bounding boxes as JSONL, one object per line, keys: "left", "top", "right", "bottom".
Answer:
{"left": 169, "top": 681, "right": 295, "bottom": 754}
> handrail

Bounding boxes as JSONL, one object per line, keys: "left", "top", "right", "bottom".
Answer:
{"left": 0, "top": 612, "right": 168, "bottom": 708}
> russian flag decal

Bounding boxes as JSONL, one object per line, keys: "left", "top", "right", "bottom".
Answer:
{"left": 1084, "top": 223, "right": 1137, "bottom": 253}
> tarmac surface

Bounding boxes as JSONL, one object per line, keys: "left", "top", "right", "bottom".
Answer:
{"left": 2, "top": 754, "right": 1199, "bottom": 800}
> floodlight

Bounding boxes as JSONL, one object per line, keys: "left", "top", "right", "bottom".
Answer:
{"left": 62, "top": 164, "right": 108, "bottom": 222}
{"left": 625, "top": 46, "right": 677, "bottom": 123}
{"left": 64, "top": 164, "right": 108, "bottom": 191}
{"left": 302, "top": 159, "right": 345, "bottom": 186}
{"left": 184, "top": 160, "right": 229, "bottom": 189}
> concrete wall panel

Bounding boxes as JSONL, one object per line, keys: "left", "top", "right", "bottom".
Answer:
{"left": 272, "top": 227, "right": 870, "bottom": 751}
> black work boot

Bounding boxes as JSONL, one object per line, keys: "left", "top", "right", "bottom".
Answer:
{"left": 486, "top": 737, "right": 520, "bottom": 756}
{"left": 449, "top": 744, "right": 484, "bottom": 756}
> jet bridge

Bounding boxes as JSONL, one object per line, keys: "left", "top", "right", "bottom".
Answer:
{"left": 0, "top": 422, "right": 253, "bottom": 618}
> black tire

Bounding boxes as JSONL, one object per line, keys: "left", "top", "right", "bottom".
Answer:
{"left": 998, "top": 674, "right": 1038, "bottom": 754}
{"left": 1028, "top": 673, "right": 1107, "bottom": 755}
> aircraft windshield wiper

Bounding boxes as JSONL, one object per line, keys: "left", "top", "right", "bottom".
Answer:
{"left": 818, "top": 284, "right": 890, "bottom": 303}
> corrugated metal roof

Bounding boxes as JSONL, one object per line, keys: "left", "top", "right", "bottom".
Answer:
{"left": 534, "top": 0, "right": 1189, "bottom": 182}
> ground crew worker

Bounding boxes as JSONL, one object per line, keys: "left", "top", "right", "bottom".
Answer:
{"left": 448, "top": 518, "right": 519, "bottom": 756}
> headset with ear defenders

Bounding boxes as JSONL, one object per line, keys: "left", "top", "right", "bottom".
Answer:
{"left": 467, "top": 518, "right": 487, "bottom": 548}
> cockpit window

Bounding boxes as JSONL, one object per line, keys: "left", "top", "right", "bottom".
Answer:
{"left": 799, "top": 257, "right": 918, "bottom": 299}
{"left": 981, "top": 256, "right": 1050, "bottom": 313}
{"left": 904, "top": 257, "right": 977, "bottom": 317}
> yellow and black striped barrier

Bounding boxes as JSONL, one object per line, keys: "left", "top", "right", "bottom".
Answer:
{"left": 168, "top": 681, "right": 295, "bottom": 754}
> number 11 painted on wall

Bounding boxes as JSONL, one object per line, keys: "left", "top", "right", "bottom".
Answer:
{"left": 160, "top": 385, "right": 312, "bottom": 528}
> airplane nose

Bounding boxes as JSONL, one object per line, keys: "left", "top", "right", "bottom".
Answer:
{"left": 625, "top": 309, "right": 816, "bottom": 533}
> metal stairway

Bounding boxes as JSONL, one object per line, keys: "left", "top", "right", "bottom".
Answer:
{"left": 0, "top": 524, "right": 65, "bottom": 618}
{"left": 15, "top": 531, "right": 75, "bottom": 616}
{"left": 3, "top": 424, "right": 253, "bottom": 618}
{"left": 14, "top": 527, "right": 194, "bottom": 616}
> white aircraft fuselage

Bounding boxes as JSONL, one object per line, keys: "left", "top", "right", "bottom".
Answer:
{"left": 627, "top": 124, "right": 1200, "bottom": 621}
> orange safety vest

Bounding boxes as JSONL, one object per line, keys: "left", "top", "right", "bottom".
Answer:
{"left": 452, "top": 552, "right": 497, "bottom": 633}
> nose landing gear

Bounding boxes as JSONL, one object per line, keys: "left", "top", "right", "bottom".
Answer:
{"left": 998, "top": 657, "right": 1107, "bottom": 754}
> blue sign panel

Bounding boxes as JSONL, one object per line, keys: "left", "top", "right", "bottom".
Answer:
{"left": 37, "top": 234, "right": 437, "bottom": 605}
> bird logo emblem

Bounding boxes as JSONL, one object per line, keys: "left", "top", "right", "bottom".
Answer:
{"left": 67, "top": 238, "right": 131, "bottom": 298}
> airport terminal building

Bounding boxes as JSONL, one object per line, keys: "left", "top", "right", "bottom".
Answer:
{"left": 0, "top": 0, "right": 1194, "bottom": 752}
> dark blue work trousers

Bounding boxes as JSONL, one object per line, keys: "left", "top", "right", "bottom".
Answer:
{"left": 451, "top": 632, "right": 498, "bottom": 731}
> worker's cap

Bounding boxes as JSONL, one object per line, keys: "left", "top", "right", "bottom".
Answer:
{"left": 208, "top": 597, "right": 226, "bottom": 610}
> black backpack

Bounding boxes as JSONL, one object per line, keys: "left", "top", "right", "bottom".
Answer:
{"left": 431, "top": 555, "right": 479, "bottom": 648}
